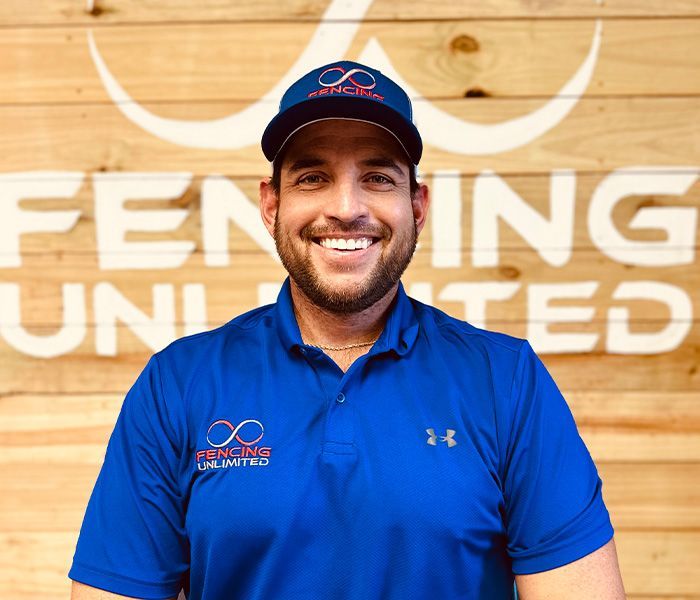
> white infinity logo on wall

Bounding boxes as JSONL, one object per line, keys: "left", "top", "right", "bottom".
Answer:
{"left": 319, "top": 66, "right": 377, "bottom": 89}
{"left": 86, "top": 0, "right": 602, "bottom": 155}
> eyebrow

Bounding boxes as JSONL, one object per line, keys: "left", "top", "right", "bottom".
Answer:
{"left": 285, "top": 155, "right": 407, "bottom": 178}
{"left": 286, "top": 156, "right": 326, "bottom": 174}
{"left": 361, "top": 157, "right": 406, "bottom": 178}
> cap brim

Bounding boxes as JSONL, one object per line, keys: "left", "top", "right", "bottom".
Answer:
{"left": 261, "top": 96, "right": 422, "bottom": 164}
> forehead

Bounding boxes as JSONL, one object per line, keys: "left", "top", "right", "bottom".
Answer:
{"left": 280, "top": 119, "right": 409, "bottom": 168}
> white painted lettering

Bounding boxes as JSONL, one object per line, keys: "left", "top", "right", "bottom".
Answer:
{"left": 472, "top": 169, "right": 575, "bottom": 267}
{"left": 588, "top": 167, "right": 698, "bottom": 266}
{"left": 439, "top": 282, "right": 520, "bottom": 328}
{"left": 94, "top": 282, "right": 175, "bottom": 356}
{"left": 527, "top": 282, "right": 599, "bottom": 353}
{"left": 93, "top": 172, "right": 194, "bottom": 270}
{"left": 201, "top": 175, "right": 278, "bottom": 266}
{"left": 408, "top": 282, "right": 433, "bottom": 305}
{"left": 0, "top": 172, "right": 82, "bottom": 268}
{"left": 607, "top": 281, "right": 692, "bottom": 354}
{"left": 431, "top": 170, "right": 462, "bottom": 268}
{"left": 183, "top": 283, "right": 208, "bottom": 336}
{"left": 257, "top": 282, "right": 283, "bottom": 306}
{"left": 0, "top": 283, "right": 85, "bottom": 358}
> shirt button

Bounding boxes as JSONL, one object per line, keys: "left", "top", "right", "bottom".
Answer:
{"left": 336, "top": 393, "right": 346, "bottom": 404}
{"left": 299, "top": 347, "right": 307, "bottom": 355}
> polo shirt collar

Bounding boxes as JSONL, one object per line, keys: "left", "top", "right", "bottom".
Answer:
{"left": 273, "top": 278, "right": 420, "bottom": 357}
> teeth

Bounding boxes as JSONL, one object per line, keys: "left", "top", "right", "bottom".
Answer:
{"left": 319, "top": 238, "right": 373, "bottom": 251}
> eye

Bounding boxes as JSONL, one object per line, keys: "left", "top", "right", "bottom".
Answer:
{"left": 366, "top": 173, "right": 393, "bottom": 185}
{"left": 297, "top": 173, "right": 325, "bottom": 186}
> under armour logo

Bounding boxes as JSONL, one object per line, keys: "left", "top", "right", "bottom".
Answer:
{"left": 426, "top": 428, "right": 458, "bottom": 447}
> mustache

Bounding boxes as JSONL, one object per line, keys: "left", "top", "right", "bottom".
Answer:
{"left": 301, "top": 222, "right": 389, "bottom": 240}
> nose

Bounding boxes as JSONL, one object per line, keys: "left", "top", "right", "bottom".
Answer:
{"left": 323, "top": 175, "right": 369, "bottom": 224}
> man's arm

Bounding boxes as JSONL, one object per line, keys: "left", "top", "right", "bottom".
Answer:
{"left": 71, "top": 581, "right": 178, "bottom": 600}
{"left": 515, "top": 538, "right": 625, "bottom": 599}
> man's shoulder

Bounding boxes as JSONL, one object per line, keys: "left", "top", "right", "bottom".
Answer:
{"left": 155, "top": 302, "right": 277, "bottom": 364}
{"left": 411, "top": 297, "right": 526, "bottom": 356}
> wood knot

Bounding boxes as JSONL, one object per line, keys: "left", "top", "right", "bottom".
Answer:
{"left": 174, "top": 181, "right": 200, "bottom": 208}
{"left": 450, "top": 34, "right": 479, "bottom": 54}
{"left": 465, "top": 87, "right": 490, "bottom": 98}
{"left": 499, "top": 265, "right": 521, "bottom": 280}
{"left": 86, "top": 0, "right": 104, "bottom": 16}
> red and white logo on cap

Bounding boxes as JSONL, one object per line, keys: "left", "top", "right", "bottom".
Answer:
{"left": 318, "top": 66, "right": 376, "bottom": 90}
{"left": 308, "top": 65, "right": 384, "bottom": 101}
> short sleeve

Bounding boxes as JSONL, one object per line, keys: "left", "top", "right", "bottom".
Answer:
{"left": 502, "top": 342, "right": 614, "bottom": 574}
{"left": 69, "top": 355, "right": 189, "bottom": 599}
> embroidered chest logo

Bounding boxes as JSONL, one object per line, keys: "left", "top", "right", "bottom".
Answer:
{"left": 426, "top": 428, "right": 458, "bottom": 447}
{"left": 195, "top": 419, "right": 272, "bottom": 471}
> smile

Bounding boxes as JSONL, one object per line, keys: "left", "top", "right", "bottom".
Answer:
{"left": 316, "top": 237, "right": 375, "bottom": 251}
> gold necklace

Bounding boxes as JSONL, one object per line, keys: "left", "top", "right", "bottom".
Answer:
{"left": 310, "top": 337, "right": 379, "bottom": 351}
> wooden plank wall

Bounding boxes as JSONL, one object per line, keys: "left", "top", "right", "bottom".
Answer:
{"left": 0, "top": 1, "right": 698, "bottom": 597}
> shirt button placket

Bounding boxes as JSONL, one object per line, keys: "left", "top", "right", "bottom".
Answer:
{"left": 322, "top": 389, "right": 355, "bottom": 455}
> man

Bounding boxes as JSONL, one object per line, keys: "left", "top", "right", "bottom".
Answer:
{"left": 70, "top": 61, "right": 625, "bottom": 599}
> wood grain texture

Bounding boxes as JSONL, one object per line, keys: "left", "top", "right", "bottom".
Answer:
{"left": 0, "top": 97, "right": 697, "bottom": 174}
{"left": 2, "top": 0, "right": 700, "bottom": 26}
{"left": 600, "top": 463, "right": 700, "bottom": 529}
{"left": 3, "top": 19, "right": 700, "bottom": 104}
{"left": 0, "top": 1, "right": 698, "bottom": 598}
{"left": 616, "top": 531, "right": 700, "bottom": 595}
{"left": 1, "top": 531, "right": 78, "bottom": 600}
{"left": 570, "top": 391, "right": 700, "bottom": 462}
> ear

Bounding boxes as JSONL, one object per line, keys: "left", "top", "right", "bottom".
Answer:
{"left": 259, "top": 179, "right": 279, "bottom": 238}
{"left": 412, "top": 183, "right": 430, "bottom": 235}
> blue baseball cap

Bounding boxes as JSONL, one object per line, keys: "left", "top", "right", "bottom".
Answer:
{"left": 262, "top": 60, "right": 422, "bottom": 165}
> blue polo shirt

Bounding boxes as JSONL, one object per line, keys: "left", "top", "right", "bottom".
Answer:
{"left": 69, "top": 278, "right": 613, "bottom": 599}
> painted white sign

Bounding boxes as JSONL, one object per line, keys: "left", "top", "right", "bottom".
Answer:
{"left": 86, "top": 0, "right": 602, "bottom": 155}
{"left": 0, "top": 0, "right": 696, "bottom": 358}
{"left": 0, "top": 169, "right": 696, "bottom": 357}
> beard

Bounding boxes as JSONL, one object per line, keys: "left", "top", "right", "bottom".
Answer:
{"left": 273, "top": 217, "right": 417, "bottom": 315}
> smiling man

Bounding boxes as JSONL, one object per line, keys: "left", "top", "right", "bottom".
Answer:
{"left": 259, "top": 118, "right": 427, "bottom": 372}
{"left": 69, "top": 61, "right": 625, "bottom": 600}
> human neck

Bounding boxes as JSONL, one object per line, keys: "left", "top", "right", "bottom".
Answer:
{"left": 289, "top": 280, "right": 397, "bottom": 350}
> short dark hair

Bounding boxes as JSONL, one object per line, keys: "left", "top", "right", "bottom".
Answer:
{"left": 269, "top": 147, "right": 421, "bottom": 197}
